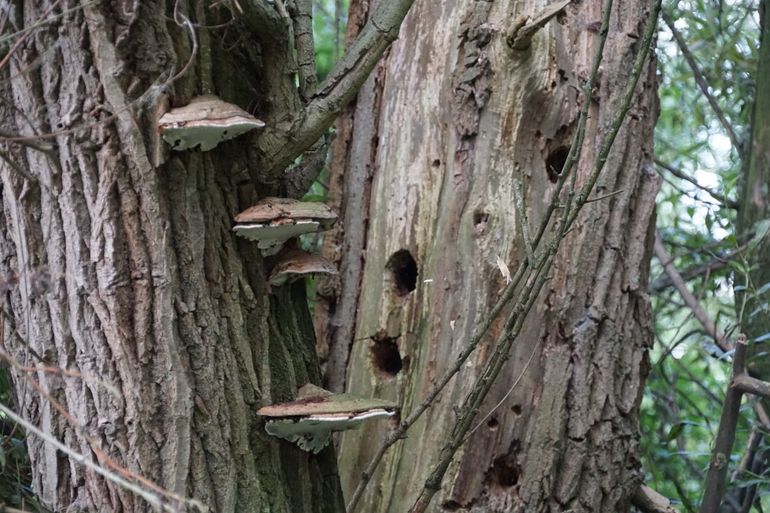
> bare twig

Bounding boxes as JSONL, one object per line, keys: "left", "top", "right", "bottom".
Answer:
{"left": 700, "top": 335, "right": 748, "bottom": 513}
{"left": 169, "top": 1, "right": 198, "bottom": 84}
{"left": 649, "top": 245, "right": 747, "bottom": 293}
{"left": 661, "top": 12, "right": 742, "bottom": 154}
{"left": 259, "top": 0, "right": 417, "bottom": 176}
{"left": 506, "top": 0, "right": 571, "bottom": 50}
{"left": 512, "top": 178, "right": 535, "bottom": 265}
{"left": 0, "top": 149, "right": 39, "bottom": 183}
{"left": 632, "top": 484, "right": 679, "bottom": 513}
{"left": 0, "top": 307, "right": 46, "bottom": 363}
{"left": 0, "top": 0, "right": 63, "bottom": 70}
{"left": 654, "top": 233, "right": 731, "bottom": 351}
{"left": 654, "top": 158, "right": 739, "bottom": 209}
{"left": 732, "top": 374, "right": 770, "bottom": 399}
{"left": 0, "top": 402, "right": 208, "bottom": 513}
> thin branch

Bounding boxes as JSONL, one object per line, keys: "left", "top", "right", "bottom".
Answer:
{"left": 632, "top": 484, "right": 679, "bottom": 513}
{"left": 0, "top": 402, "right": 209, "bottom": 513}
{"left": 506, "top": 0, "right": 571, "bottom": 50}
{"left": 0, "top": 307, "right": 46, "bottom": 363}
{"left": 654, "top": 158, "right": 739, "bottom": 209}
{"left": 654, "top": 233, "right": 731, "bottom": 351}
{"left": 284, "top": 136, "right": 329, "bottom": 197}
{"left": 512, "top": 178, "right": 535, "bottom": 265}
{"left": 649, "top": 244, "right": 747, "bottom": 294}
{"left": 699, "top": 335, "right": 748, "bottom": 513}
{"left": 661, "top": 12, "right": 743, "bottom": 154}
{"left": 0, "top": 0, "right": 62, "bottom": 65}
{"left": 290, "top": 0, "right": 318, "bottom": 101}
{"left": 732, "top": 374, "right": 770, "bottom": 399}
{"left": 584, "top": 188, "right": 624, "bottom": 203}
{"left": 0, "top": 149, "right": 39, "bottom": 183}
{"left": 261, "top": 0, "right": 417, "bottom": 176}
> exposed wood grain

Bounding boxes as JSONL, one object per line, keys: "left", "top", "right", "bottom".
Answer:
{"left": 335, "top": 0, "right": 659, "bottom": 511}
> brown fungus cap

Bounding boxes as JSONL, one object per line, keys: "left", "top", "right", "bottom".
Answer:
{"left": 257, "top": 384, "right": 396, "bottom": 417}
{"left": 233, "top": 198, "right": 337, "bottom": 255}
{"left": 159, "top": 95, "right": 265, "bottom": 152}
{"left": 257, "top": 384, "right": 396, "bottom": 453}
{"left": 234, "top": 198, "right": 337, "bottom": 227}
{"left": 269, "top": 251, "right": 337, "bottom": 287}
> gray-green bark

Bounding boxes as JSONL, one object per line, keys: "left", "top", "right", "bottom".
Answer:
{"left": 0, "top": 2, "right": 349, "bottom": 512}
{"left": 319, "top": 1, "right": 659, "bottom": 512}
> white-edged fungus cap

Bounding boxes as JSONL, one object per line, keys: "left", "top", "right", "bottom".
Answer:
{"left": 257, "top": 384, "right": 396, "bottom": 454}
{"left": 233, "top": 198, "right": 337, "bottom": 255}
{"left": 158, "top": 95, "right": 265, "bottom": 152}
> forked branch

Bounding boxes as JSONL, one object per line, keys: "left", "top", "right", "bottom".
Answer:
{"left": 259, "top": 0, "right": 417, "bottom": 176}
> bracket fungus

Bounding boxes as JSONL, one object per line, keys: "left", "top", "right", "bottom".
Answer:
{"left": 233, "top": 198, "right": 337, "bottom": 255}
{"left": 158, "top": 95, "right": 265, "bottom": 151}
{"left": 269, "top": 251, "right": 337, "bottom": 287}
{"left": 257, "top": 384, "right": 396, "bottom": 454}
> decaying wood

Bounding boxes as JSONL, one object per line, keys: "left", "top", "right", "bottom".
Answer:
{"left": 315, "top": 0, "right": 385, "bottom": 393}
{"left": 332, "top": 0, "right": 660, "bottom": 511}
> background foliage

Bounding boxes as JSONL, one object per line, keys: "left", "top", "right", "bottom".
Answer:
{"left": 644, "top": 0, "right": 769, "bottom": 510}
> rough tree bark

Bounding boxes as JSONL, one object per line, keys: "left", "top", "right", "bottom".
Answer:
{"left": 318, "top": 0, "right": 659, "bottom": 512}
{"left": 0, "top": 2, "right": 356, "bottom": 512}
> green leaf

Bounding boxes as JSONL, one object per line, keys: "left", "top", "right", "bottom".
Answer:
{"left": 666, "top": 422, "right": 686, "bottom": 441}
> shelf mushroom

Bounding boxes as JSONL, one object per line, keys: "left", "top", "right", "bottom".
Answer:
{"left": 158, "top": 95, "right": 265, "bottom": 151}
{"left": 257, "top": 384, "right": 397, "bottom": 454}
{"left": 233, "top": 198, "right": 337, "bottom": 255}
{"left": 269, "top": 251, "right": 337, "bottom": 287}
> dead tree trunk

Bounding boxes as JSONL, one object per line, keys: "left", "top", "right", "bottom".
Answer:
{"left": 319, "top": 1, "right": 659, "bottom": 511}
{"left": 0, "top": 2, "right": 346, "bottom": 512}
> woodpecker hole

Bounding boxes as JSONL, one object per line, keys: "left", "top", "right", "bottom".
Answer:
{"left": 545, "top": 146, "right": 570, "bottom": 183}
{"left": 432, "top": 159, "right": 441, "bottom": 167}
{"left": 487, "top": 454, "right": 520, "bottom": 488}
{"left": 386, "top": 250, "right": 418, "bottom": 296}
{"left": 511, "top": 404, "right": 522, "bottom": 415}
{"left": 370, "top": 333, "right": 403, "bottom": 378}
{"left": 487, "top": 417, "right": 499, "bottom": 431}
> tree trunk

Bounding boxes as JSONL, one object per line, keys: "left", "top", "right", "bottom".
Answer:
{"left": 321, "top": 0, "right": 659, "bottom": 511}
{"left": 738, "top": 0, "right": 770, "bottom": 380}
{"left": 723, "top": 1, "right": 770, "bottom": 510}
{"left": 0, "top": 2, "right": 343, "bottom": 512}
